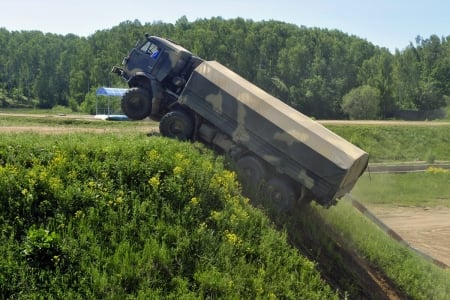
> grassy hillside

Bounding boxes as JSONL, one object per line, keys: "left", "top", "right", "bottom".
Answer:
{"left": 2, "top": 113, "right": 450, "bottom": 298}
{"left": 0, "top": 133, "right": 337, "bottom": 299}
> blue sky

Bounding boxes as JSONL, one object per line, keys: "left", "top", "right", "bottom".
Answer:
{"left": 1, "top": 0, "right": 448, "bottom": 52}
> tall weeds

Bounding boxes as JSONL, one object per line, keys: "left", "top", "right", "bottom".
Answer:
{"left": 0, "top": 133, "right": 336, "bottom": 299}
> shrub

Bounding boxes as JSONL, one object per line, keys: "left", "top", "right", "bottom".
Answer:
{"left": 342, "top": 85, "right": 381, "bottom": 119}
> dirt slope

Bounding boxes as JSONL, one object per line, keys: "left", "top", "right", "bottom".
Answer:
{"left": 368, "top": 205, "right": 450, "bottom": 267}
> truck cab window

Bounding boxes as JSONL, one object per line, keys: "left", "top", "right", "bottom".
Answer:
{"left": 140, "top": 41, "right": 159, "bottom": 58}
{"left": 139, "top": 41, "right": 151, "bottom": 52}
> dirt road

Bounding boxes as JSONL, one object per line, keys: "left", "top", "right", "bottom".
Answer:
{"left": 368, "top": 205, "right": 450, "bottom": 267}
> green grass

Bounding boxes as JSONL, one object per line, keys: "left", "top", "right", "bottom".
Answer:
{"left": 352, "top": 170, "right": 450, "bottom": 207}
{"left": 326, "top": 124, "right": 450, "bottom": 162}
{"left": 0, "top": 112, "right": 156, "bottom": 130}
{"left": 3, "top": 110, "right": 450, "bottom": 163}
{"left": 0, "top": 132, "right": 337, "bottom": 299}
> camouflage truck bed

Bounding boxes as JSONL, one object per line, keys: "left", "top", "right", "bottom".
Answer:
{"left": 179, "top": 61, "right": 369, "bottom": 205}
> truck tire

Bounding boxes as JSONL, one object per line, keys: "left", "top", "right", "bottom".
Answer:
{"left": 265, "top": 176, "right": 297, "bottom": 212}
{"left": 121, "top": 87, "right": 152, "bottom": 120}
{"left": 236, "top": 155, "right": 268, "bottom": 190}
{"left": 159, "top": 110, "right": 194, "bottom": 140}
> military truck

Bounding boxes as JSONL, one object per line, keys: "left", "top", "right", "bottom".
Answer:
{"left": 112, "top": 34, "right": 369, "bottom": 209}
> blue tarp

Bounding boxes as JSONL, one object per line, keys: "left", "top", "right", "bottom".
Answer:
{"left": 96, "top": 87, "right": 128, "bottom": 97}
{"left": 94, "top": 114, "right": 129, "bottom": 121}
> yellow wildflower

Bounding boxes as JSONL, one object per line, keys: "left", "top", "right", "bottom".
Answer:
{"left": 115, "top": 196, "right": 123, "bottom": 205}
{"left": 148, "top": 175, "right": 160, "bottom": 189}
{"left": 147, "top": 149, "right": 159, "bottom": 160}
{"left": 426, "top": 167, "right": 449, "bottom": 174}
{"left": 190, "top": 197, "right": 200, "bottom": 205}
{"left": 211, "top": 210, "right": 221, "bottom": 220}
{"left": 74, "top": 210, "right": 84, "bottom": 218}
{"left": 225, "top": 230, "right": 242, "bottom": 246}
{"left": 173, "top": 166, "right": 183, "bottom": 176}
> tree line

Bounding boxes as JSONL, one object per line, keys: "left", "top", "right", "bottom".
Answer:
{"left": 0, "top": 17, "right": 449, "bottom": 119}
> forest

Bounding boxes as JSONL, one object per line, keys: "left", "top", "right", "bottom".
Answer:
{"left": 0, "top": 16, "right": 449, "bottom": 119}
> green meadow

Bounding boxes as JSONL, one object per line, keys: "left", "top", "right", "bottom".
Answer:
{"left": 1, "top": 114, "right": 450, "bottom": 299}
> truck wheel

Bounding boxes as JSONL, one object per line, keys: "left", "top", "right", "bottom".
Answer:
{"left": 121, "top": 87, "right": 152, "bottom": 120}
{"left": 265, "top": 176, "right": 297, "bottom": 212}
{"left": 236, "top": 155, "right": 268, "bottom": 190}
{"left": 159, "top": 110, "right": 194, "bottom": 140}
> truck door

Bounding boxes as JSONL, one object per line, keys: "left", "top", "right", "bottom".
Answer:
{"left": 126, "top": 41, "right": 160, "bottom": 75}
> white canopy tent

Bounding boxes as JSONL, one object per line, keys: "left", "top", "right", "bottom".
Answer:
{"left": 95, "top": 87, "right": 128, "bottom": 120}
{"left": 96, "top": 87, "right": 128, "bottom": 97}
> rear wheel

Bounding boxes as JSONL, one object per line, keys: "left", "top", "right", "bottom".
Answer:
{"left": 265, "top": 176, "right": 297, "bottom": 212}
{"left": 236, "top": 155, "right": 268, "bottom": 190}
{"left": 159, "top": 110, "right": 194, "bottom": 140}
{"left": 121, "top": 87, "right": 152, "bottom": 120}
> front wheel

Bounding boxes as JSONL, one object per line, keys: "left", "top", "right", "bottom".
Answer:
{"left": 159, "top": 110, "right": 194, "bottom": 140}
{"left": 121, "top": 87, "right": 152, "bottom": 120}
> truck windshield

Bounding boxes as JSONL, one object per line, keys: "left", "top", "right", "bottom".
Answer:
{"left": 140, "top": 41, "right": 159, "bottom": 58}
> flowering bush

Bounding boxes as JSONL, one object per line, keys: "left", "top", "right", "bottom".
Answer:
{"left": 426, "top": 166, "right": 450, "bottom": 174}
{"left": 0, "top": 133, "right": 335, "bottom": 299}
